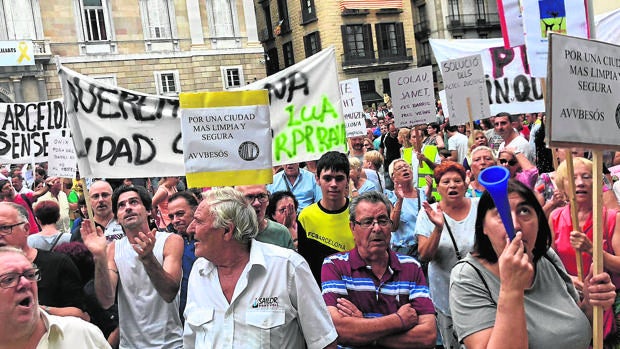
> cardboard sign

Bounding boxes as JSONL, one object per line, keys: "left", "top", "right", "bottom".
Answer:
{"left": 180, "top": 90, "right": 272, "bottom": 187}
{"left": 440, "top": 54, "right": 491, "bottom": 124}
{"left": 339, "top": 78, "right": 366, "bottom": 138}
{"left": 548, "top": 34, "right": 620, "bottom": 149}
{"left": 389, "top": 66, "right": 436, "bottom": 128}
{"left": 47, "top": 135, "right": 77, "bottom": 178}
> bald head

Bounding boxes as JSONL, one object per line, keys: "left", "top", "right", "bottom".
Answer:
{"left": 89, "top": 180, "right": 114, "bottom": 221}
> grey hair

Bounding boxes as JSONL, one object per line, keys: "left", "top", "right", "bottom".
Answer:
{"left": 0, "top": 246, "right": 26, "bottom": 257}
{"left": 470, "top": 146, "right": 496, "bottom": 160}
{"left": 388, "top": 158, "right": 409, "bottom": 178}
{"left": 0, "top": 202, "right": 29, "bottom": 223}
{"left": 349, "top": 191, "right": 393, "bottom": 222}
{"left": 202, "top": 187, "right": 258, "bottom": 245}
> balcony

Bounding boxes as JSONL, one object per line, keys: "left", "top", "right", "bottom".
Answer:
{"left": 414, "top": 20, "right": 430, "bottom": 39}
{"left": 342, "top": 47, "right": 413, "bottom": 72}
{"left": 445, "top": 13, "right": 500, "bottom": 31}
{"left": 33, "top": 39, "right": 52, "bottom": 61}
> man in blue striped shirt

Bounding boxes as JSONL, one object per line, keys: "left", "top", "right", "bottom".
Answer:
{"left": 321, "top": 191, "right": 436, "bottom": 348}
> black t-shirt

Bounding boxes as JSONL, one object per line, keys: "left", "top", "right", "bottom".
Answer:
{"left": 35, "top": 249, "right": 85, "bottom": 310}
{"left": 381, "top": 133, "right": 402, "bottom": 169}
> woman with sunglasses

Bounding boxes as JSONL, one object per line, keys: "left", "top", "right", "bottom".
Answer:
{"left": 498, "top": 148, "right": 538, "bottom": 189}
{"left": 415, "top": 161, "right": 479, "bottom": 349}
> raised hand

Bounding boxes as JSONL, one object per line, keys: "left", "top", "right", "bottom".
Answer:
{"left": 422, "top": 201, "right": 444, "bottom": 229}
{"left": 498, "top": 232, "right": 534, "bottom": 292}
{"left": 133, "top": 229, "right": 157, "bottom": 260}
{"left": 80, "top": 219, "right": 107, "bottom": 257}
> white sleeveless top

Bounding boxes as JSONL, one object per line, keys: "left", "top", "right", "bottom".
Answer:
{"left": 115, "top": 230, "right": 183, "bottom": 349}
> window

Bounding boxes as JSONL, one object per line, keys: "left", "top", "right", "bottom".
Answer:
{"left": 206, "top": 0, "right": 237, "bottom": 38}
{"left": 221, "top": 66, "right": 245, "bottom": 89}
{"left": 82, "top": 0, "right": 108, "bottom": 41}
{"left": 91, "top": 75, "right": 117, "bottom": 86}
{"left": 154, "top": 71, "right": 180, "bottom": 95}
{"left": 276, "top": 0, "right": 290, "bottom": 34}
{"left": 300, "top": 0, "right": 316, "bottom": 23}
{"left": 382, "top": 78, "right": 391, "bottom": 96}
{"left": 376, "top": 23, "right": 405, "bottom": 58}
{"left": 418, "top": 4, "right": 427, "bottom": 23}
{"left": 140, "top": 0, "right": 173, "bottom": 40}
{"left": 341, "top": 24, "right": 373, "bottom": 63}
{"left": 303, "top": 32, "right": 321, "bottom": 58}
{"left": 448, "top": 0, "right": 460, "bottom": 16}
{"left": 0, "top": 0, "right": 42, "bottom": 40}
{"left": 476, "top": 0, "right": 487, "bottom": 18}
{"left": 283, "top": 42, "right": 294, "bottom": 67}
{"left": 266, "top": 47, "right": 280, "bottom": 76}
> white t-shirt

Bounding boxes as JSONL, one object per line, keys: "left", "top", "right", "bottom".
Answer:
{"left": 499, "top": 135, "right": 534, "bottom": 163}
{"left": 448, "top": 132, "right": 469, "bottom": 165}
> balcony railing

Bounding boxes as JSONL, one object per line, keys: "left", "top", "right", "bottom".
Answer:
{"left": 446, "top": 13, "right": 500, "bottom": 30}
{"left": 414, "top": 20, "right": 430, "bottom": 38}
{"left": 342, "top": 47, "right": 413, "bottom": 68}
{"left": 33, "top": 39, "right": 51, "bottom": 60}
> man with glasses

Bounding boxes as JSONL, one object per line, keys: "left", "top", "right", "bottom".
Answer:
{"left": 236, "top": 185, "right": 294, "bottom": 249}
{"left": 0, "top": 202, "right": 87, "bottom": 320}
{"left": 298, "top": 151, "right": 355, "bottom": 285}
{"left": 71, "top": 180, "right": 124, "bottom": 242}
{"left": 0, "top": 246, "right": 110, "bottom": 348}
{"left": 183, "top": 187, "right": 337, "bottom": 348}
{"left": 321, "top": 191, "right": 436, "bottom": 348}
{"left": 81, "top": 185, "right": 184, "bottom": 348}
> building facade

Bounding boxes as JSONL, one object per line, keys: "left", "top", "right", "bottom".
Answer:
{"left": 0, "top": 0, "right": 267, "bottom": 103}
{"left": 254, "top": 0, "right": 417, "bottom": 108}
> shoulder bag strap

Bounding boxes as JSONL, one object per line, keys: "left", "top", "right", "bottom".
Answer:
{"left": 443, "top": 213, "right": 462, "bottom": 260}
{"left": 47, "top": 233, "right": 64, "bottom": 251}
{"left": 455, "top": 260, "right": 497, "bottom": 306}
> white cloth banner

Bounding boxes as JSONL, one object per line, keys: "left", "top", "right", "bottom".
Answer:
{"left": 522, "top": 0, "right": 587, "bottom": 78}
{"left": 0, "top": 99, "right": 69, "bottom": 164}
{"left": 239, "top": 47, "right": 346, "bottom": 166}
{"left": 58, "top": 65, "right": 184, "bottom": 178}
{"left": 340, "top": 78, "right": 366, "bottom": 138}
{"left": 430, "top": 38, "right": 544, "bottom": 115}
{"left": 595, "top": 9, "right": 620, "bottom": 45}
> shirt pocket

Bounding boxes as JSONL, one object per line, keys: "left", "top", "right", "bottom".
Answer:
{"left": 185, "top": 308, "right": 215, "bottom": 348}
{"left": 245, "top": 309, "right": 286, "bottom": 347}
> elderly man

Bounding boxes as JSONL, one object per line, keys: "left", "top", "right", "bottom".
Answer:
{"left": 81, "top": 185, "right": 184, "bottom": 348}
{"left": 267, "top": 162, "right": 322, "bottom": 213}
{"left": 183, "top": 187, "right": 337, "bottom": 349}
{"left": 71, "top": 180, "right": 124, "bottom": 242}
{"left": 35, "top": 176, "right": 71, "bottom": 232}
{"left": 0, "top": 246, "right": 110, "bottom": 348}
{"left": 321, "top": 191, "right": 436, "bottom": 348}
{"left": 0, "top": 202, "right": 86, "bottom": 319}
{"left": 236, "top": 184, "right": 294, "bottom": 249}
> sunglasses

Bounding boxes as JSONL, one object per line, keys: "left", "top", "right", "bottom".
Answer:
{"left": 499, "top": 158, "right": 517, "bottom": 166}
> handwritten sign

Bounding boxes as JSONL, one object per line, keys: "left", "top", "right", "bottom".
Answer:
{"left": 47, "top": 135, "right": 77, "bottom": 178}
{"left": 240, "top": 47, "right": 346, "bottom": 165}
{"left": 339, "top": 78, "right": 366, "bottom": 138}
{"left": 58, "top": 65, "right": 183, "bottom": 178}
{"left": 0, "top": 99, "right": 69, "bottom": 164}
{"left": 180, "top": 90, "right": 272, "bottom": 187}
{"left": 389, "top": 66, "right": 436, "bottom": 128}
{"left": 440, "top": 54, "right": 490, "bottom": 124}
{"left": 548, "top": 34, "right": 620, "bottom": 149}
{"left": 430, "top": 38, "right": 544, "bottom": 114}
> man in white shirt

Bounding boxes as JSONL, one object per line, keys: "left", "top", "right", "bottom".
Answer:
{"left": 446, "top": 124, "right": 468, "bottom": 164}
{"left": 494, "top": 112, "right": 534, "bottom": 162}
{"left": 183, "top": 187, "right": 337, "bottom": 349}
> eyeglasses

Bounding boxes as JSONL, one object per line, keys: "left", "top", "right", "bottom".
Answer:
{"left": 0, "top": 267, "right": 40, "bottom": 289}
{"left": 0, "top": 222, "right": 26, "bottom": 236}
{"left": 353, "top": 217, "right": 392, "bottom": 229}
{"left": 245, "top": 193, "right": 269, "bottom": 203}
{"left": 499, "top": 158, "right": 517, "bottom": 166}
{"left": 394, "top": 164, "right": 410, "bottom": 172}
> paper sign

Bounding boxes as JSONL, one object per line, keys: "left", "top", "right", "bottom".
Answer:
{"left": 440, "top": 54, "right": 490, "bottom": 125}
{"left": 389, "top": 66, "right": 436, "bottom": 128}
{"left": 47, "top": 135, "right": 77, "bottom": 178}
{"left": 497, "top": 0, "right": 524, "bottom": 48}
{"left": 180, "top": 90, "right": 272, "bottom": 187}
{"left": 339, "top": 78, "right": 366, "bottom": 138}
{"left": 548, "top": 34, "right": 620, "bottom": 149}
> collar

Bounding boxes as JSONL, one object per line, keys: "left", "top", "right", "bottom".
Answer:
{"left": 348, "top": 247, "right": 401, "bottom": 273}
{"left": 40, "top": 309, "right": 64, "bottom": 342}
{"left": 198, "top": 239, "right": 265, "bottom": 277}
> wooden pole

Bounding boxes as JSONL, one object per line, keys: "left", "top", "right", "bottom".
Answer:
{"left": 564, "top": 152, "right": 584, "bottom": 282}
{"left": 466, "top": 97, "right": 475, "bottom": 148}
{"left": 592, "top": 151, "right": 604, "bottom": 349}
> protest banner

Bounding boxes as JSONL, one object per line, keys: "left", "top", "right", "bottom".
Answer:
{"left": 180, "top": 90, "right": 272, "bottom": 187}
{"left": 339, "top": 78, "right": 366, "bottom": 138}
{"left": 522, "top": 0, "right": 587, "bottom": 77}
{"left": 47, "top": 134, "right": 77, "bottom": 178}
{"left": 239, "top": 46, "right": 346, "bottom": 166}
{"left": 430, "top": 38, "right": 544, "bottom": 115}
{"left": 0, "top": 99, "right": 69, "bottom": 164}
{"left": 58, "top": 65, "right": 184, "bottom": 178}
{"left": 547, "top": 34, "right": 620, "bottom": 150}
{"left": 596, "top": 9, "right": 620, "bottom": 45}
{"left": 439, "top": 54, "right": 490, "bottom": 125}
{"left": 497, "top": 0, "right": 525, "bottom": 48}
{"left": 389, "top": 66, "right": 435, "bottom": 128}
